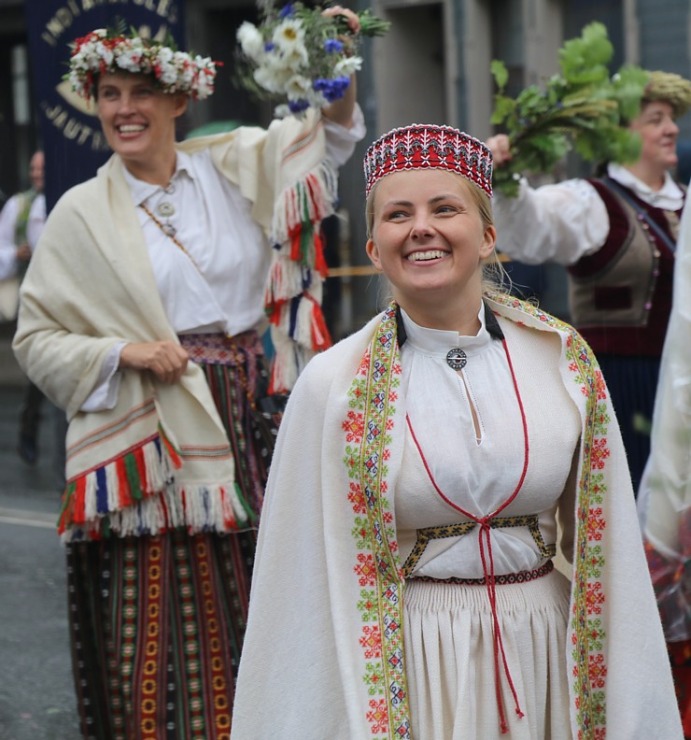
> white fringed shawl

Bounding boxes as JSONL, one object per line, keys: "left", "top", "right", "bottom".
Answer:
{"left": 232, "top": 296, "right": 681, "bottom": 739}
{"left": 13, "top": 111, "right": 337, "bottom": 541}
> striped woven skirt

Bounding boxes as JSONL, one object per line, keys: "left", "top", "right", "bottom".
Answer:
{"left": 66, "top": 331, "right": 278, "bottom": 739}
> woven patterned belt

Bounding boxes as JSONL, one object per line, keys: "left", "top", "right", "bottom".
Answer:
{"left": 407, "top": 559, "right": 554, "bottom": 586}
{"left": 178, "top": 331, "right": 262, "bottom": 366}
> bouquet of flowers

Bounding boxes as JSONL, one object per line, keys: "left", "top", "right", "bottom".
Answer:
{"left": 236, "top": 1, "right": 390, "bottom": 118}
{"left": 490, "top": 22, "right": 649, "bottom": 197}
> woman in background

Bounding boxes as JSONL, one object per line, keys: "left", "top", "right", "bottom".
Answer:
{"left": 486, "top": 71, "right": 691, "bottom": 493}
{"left": 14, "top": 21, "right": 363, "bottom": 739}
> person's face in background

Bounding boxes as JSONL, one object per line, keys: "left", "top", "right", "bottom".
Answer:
{"left": 29, "top": 151, "right": 44, "bottom": 193}
{"left": 96, "top": 72, "right": 187, "bottom": 176}
{"left": 630, "top": 100, "right": 680, "bottom": 173}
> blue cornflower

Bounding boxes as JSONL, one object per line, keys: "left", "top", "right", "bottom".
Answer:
{"left": 313, "top": 76, "right": 351, "bottom": 102}
{"left": 264, "top": 41, "right": 275, "bottom": 52}
{"left": 324, "top": 38, "right": 344, "bottom": 54}
{"left": 279, "top": 4, "right": 295, "bottom": 18}
{"left": 288, "top": 98, "right": 310, "bottom": 113}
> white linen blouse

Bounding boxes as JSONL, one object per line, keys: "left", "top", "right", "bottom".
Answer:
{"left": 492, "top": 162, "right": 684, "bottom": 266}
{"left": 83, "top": 110, "right": 365, "bottom": 412}
{"left": 396, "top": 306, "right": 582, "bottom": 578}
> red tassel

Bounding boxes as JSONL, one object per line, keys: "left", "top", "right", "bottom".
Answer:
{"left": 159, "top": 429, "right": 183, "bottom": 469}
{"left": 266, "top": 298, "right": 285, "bottom": 327}
{"left": 73, "top": 476, "right": 87, "bottom": 525}
{"left": 305, "top": 294, "right": 332, "bottom": 351}
{"left": 289, "top": 225, "right": 303, "bottom": 261}
{"left": 313, "top": 230, "right": 328, "bottom": 278}
{"left": 133, "top": 445, "right": 148, "bottom": 495}
{"left": 116, "top": 457, "right": 133, "bottom": 508}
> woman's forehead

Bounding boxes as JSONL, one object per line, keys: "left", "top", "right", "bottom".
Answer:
{"left": 638, "top": 99, "right": 676, "bottom": 119}
{"left": 375, "top": 168, "right": 472, "bottom": 198}
{"left": 97, "top": 71, "right": 154, "bottom": 89}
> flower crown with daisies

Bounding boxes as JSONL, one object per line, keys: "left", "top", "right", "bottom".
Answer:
{"left": 67, "top": 27, "right": 218, "bottom": 101}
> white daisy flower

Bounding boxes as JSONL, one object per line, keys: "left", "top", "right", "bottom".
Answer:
{"left": 237, "top": 22, "right": 266, "bottom": 62}
{"left": 284, "top": 74, "right": 312, "bottom": 100}
{"left": 334, "top": 56, "right": 363, "bottom": 76}
{"left": 272, "top": 19, "right": 305, "bottom": 54}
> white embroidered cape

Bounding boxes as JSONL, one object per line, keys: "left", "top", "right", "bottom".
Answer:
{"left": 232, "top": 296, "right": 681, "bottom": 739}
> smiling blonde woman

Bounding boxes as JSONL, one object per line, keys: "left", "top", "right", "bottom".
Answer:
{"left": 232, "top": 124, "right": 682, "bottom": 739}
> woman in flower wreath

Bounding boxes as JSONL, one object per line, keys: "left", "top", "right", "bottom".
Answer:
{"left": 231, "top": 124, "right": 681, "bottom": 738}
{"left": 486, "top": 70, "right": 691, "bottom": 496}
{"left": 13, "top": 17, "right": 364, "bottom": 739}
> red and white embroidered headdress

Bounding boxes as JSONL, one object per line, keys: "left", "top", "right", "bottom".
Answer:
{"left": 363, "top": 123, "right": 494, "bottom": 197}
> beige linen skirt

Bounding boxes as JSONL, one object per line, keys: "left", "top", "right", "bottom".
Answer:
{"left": 404, "top": 568, "right": 572, "bottom": 739}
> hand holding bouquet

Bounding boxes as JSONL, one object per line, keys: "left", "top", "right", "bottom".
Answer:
{"left": 236, "top": 2, "right": 390, "bottom": 118}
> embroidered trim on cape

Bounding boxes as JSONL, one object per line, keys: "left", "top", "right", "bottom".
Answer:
{"left": 495, "top": 295, "right": 610, "bottom": 737}
{"left": 343, "top": 296, "right": 613, "bottom": 738}
{"left": 343, "top": 304, "right": 411, "bottom": 739}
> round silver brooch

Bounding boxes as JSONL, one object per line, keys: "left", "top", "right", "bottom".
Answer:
{"left": 157, "top": 201, "right": 176, "bottom": 218}
{"left": 446, "top": 347, "right": 467, "bottom": 370}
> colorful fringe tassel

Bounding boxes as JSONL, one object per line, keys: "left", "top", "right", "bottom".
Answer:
{"left": 264, "top": 162, "right": 337, "bottom": 393}
{"left": 58, "top": 428, "right": 250, "bottom": 542}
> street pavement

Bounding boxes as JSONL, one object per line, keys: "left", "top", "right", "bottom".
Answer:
{"left": 0, "top": 332, "right": 81, "bottom": 739}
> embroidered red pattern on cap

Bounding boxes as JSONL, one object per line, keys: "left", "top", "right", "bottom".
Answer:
{"left": 363, "top": 124, "right": 494, "bottom": 198}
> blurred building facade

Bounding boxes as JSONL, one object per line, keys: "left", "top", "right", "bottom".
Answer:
{"left": 0, "top": 0, "right": 690, "bottom": 331}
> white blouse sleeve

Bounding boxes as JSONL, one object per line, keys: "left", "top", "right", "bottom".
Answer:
{"left": 79, "top": 342, "right": 125, "bottom": 413}
{"left": 322, "top": 104, "right": 366, "bottom": 167}
{"left": 493, "top": 177, "right": 610, "bottom": 266}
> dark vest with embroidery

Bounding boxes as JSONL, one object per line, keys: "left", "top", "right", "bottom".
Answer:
{"left": 566, "top": 178, "right": 680, "bottom": 357}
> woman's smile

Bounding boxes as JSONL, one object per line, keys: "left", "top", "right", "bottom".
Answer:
{"left": 405, "top": 248, "right": 450, "bottom": 263}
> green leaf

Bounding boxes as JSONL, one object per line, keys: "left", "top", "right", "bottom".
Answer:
{"left": 491, "top": 59, "right": 509, "bottom": 90}
{"left": 490, "top": 95, "right": 515, "bottom": 125}
{"left": 490, "top": 21, "right": 648, "bottom": 197}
